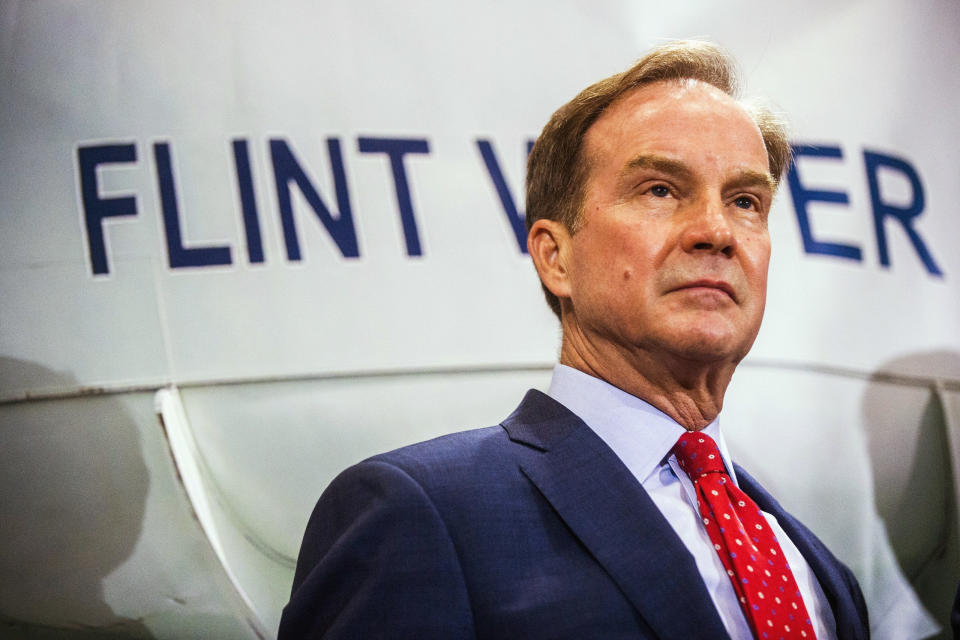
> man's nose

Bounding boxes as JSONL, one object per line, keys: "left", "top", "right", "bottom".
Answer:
{"left": 680, "top": 197, "right": 736, "bottom": 257}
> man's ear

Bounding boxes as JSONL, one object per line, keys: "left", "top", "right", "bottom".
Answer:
{"left": 528, "top": 219, "right": 573, "bottom": 301}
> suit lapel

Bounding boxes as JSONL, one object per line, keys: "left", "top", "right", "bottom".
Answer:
{"left": 737, "top": 466, "right": 868, "bottom": 640}
{"left": 503, "top": 390, "right": 729, "bottom": 640}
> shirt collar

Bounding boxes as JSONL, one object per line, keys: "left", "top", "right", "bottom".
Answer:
{"left": 546, "top": 364, "right": 738, "bottom": 485}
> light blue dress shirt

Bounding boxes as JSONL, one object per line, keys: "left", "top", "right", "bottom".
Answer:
{"left": 547, "top": 364, "right": 837, "bottom": 639}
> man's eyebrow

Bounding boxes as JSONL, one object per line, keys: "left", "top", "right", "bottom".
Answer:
{"left": 620, "top": 154, "right": 777, "bottom": 194}
{"left": 620, "top": 154, "right": 693, "bottom": 181}
{"left": 726, "top": 169, "right": 777, "bottom": 194}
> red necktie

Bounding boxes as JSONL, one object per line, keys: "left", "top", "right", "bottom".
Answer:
{"left": 672, "top": 432, "right": 817, "bottom": 640}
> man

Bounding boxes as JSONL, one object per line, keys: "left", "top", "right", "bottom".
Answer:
{"left": 279, "top": 41, "right": 869, "bottom": 639}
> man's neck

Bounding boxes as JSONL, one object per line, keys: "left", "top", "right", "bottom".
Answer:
{"left": 558, "top": 332, "right": 737, "bottom": 431}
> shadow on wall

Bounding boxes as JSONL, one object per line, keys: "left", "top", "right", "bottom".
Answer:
{"left": 0, "top": 358, "right": 154, "bottom": 638}
{"left": 863, "top": 351, "right": 960, "bottom": 638}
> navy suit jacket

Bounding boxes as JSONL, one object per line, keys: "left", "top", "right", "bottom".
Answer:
{"left": 280, "top": 390, "right": 869, "bottom": 639}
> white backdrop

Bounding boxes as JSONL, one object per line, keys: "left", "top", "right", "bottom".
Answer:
{"left": 1, "top": 1, "right": 958, "bottom": 638}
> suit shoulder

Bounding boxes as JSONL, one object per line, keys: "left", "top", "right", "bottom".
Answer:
{"left": 365, "top": 424, "right": 512, "bottom": 481}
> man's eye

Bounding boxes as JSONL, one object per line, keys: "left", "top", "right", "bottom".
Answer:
{"left": 650, "top": 185, "right": 670, "bottom": 197}
{"left": 734, "top": 196, "right": 756, "bottom": 209}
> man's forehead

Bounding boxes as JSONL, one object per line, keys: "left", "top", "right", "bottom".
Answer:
{"left": 591, "top": 79, "right": 757, "bottom": 141}
{"left": 584, "top": 79, "right": 769, "bottom": 174}
{"left": 612, "top": 78, "right": 744, "bottom": 116}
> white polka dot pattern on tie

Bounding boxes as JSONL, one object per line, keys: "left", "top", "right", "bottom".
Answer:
{"left": 673, "top": 431, "right": 817, "bottom": 640}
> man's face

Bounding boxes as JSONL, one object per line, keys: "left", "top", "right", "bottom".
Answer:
{"left": 563, "top": 79, "right": 774, "bottom": 366}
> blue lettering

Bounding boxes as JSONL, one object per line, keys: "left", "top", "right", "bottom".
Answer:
{"left": 77, "top": 143, "right": 138, "bottom": 275}
{"left": 863, "top": 150, "right": 942, "bottom": 276}
{"left": 787, "top": 144, "right": 861, "bottom": 261}
{"left": 153, "top": 142, "right": 232, "bottom": 269}
{"left": 476, "top": 139, "right": 533, "bottom": 253}
{"left": 232, "top": 139, "right": 264, "bottom": 264}
{"left": 270, "top": 138, "right": 358, "bottom": 261}
{"left": 357, "top": 137, "right": 430, "bottom": 257}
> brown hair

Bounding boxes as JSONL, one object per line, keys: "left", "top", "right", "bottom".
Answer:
{"left": 526, "top": 40, "right": 790, "bottom": 318}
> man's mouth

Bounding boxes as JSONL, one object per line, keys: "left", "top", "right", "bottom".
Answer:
{"left": 671, "top": 280, "right": 737, "bottom": 302}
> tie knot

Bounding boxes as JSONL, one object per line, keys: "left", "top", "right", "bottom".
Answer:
{"left": 672, "top": 431, "right": 726, "bottom": 478}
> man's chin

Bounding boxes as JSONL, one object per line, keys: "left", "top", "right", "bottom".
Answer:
{"left": 656, "top": 330, "right": 755, "bottom": 365}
